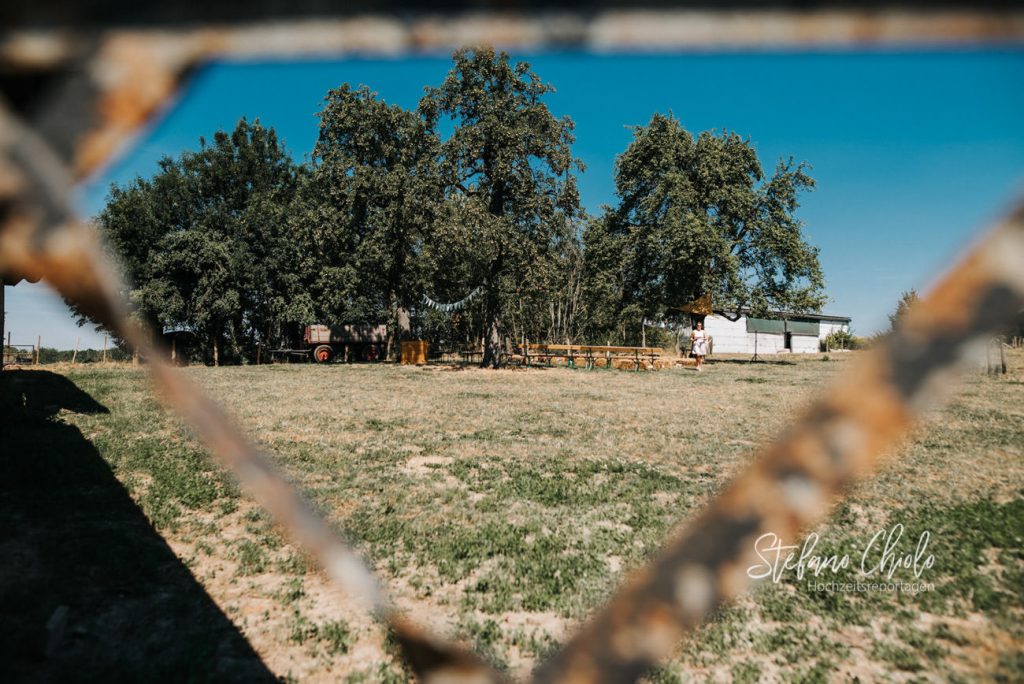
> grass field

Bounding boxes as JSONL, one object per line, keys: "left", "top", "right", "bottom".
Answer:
{"left": 2, "top": 351, "right": 1022, "bottom": 682}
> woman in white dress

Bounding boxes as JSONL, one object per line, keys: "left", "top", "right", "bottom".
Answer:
{"left": 690, "top": 321, "right": 708, "bottom": 371}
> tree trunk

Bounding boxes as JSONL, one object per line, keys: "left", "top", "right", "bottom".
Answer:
{"left": 479, "top": 161, "right": 507, "bottom": 369}
{"left": 228, "top": 321, "right": 242, "bottom": 364}
{"left": 386, "top": 293, "right": 412, "bottom": 362}
{"left": 481, "top": 316, "right": 503, "bottom": 369}
{"left": 385, "top": 293, "right": 396, "bottom": 362}
{"left": 397, "top": 305, "right": 410, "bottom": 348}
{"left": 212, "top": 336, "right": 219, "bottom": 367}
{"left": 480, "top": 274, "right": 503, "bottom": 368}
{"left": 262, "top": 325, "right": 273, "bottom": 365}
{"left": 480, "top": 256, "right": 504, "bottom": 369}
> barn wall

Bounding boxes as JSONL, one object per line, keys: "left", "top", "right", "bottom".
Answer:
{"left": 703, "top": 315, "right": 748, "bottom": 353}
{"left": 752, "top": 332, "right": 787, "bottom": 354}
{"left": 703, "top": 314, "right": 788, "bottom": 354}
{"left": 791, "top": 335, "right": 820, "bottom": 353}
{"left": 819, "top": 320, "right": 850, "bottom": 338}
{"left": 703, "top": 314, "right": 851, "bottom": 354}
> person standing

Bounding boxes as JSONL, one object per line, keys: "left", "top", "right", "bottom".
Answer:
{"left": 690, "top": 321, "right": 708, "bottom": 371}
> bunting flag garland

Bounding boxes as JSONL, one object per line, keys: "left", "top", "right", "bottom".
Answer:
{"left": 421, "top": 286, "right": 483, "bottom": 313}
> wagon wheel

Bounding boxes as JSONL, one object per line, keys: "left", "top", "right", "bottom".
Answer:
{"left": 313, "top": 345, "right": 333, "bottom": 363}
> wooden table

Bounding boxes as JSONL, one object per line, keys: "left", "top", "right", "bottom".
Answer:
{"left": 520, "top": 344, "right": 664, "bottom": 370}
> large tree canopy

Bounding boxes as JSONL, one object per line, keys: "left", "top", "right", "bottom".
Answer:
{"left": 586, "top": 112, "right": 825, "bottom": 342}
{"left": 298, "top": 84, "right": 439, "bottom": 357}
{"left": 90, "top": 52, "right": 831, "bottom": 366}
{"left": 420, "top": 46, "right": 584, "bottom": 366}
{"left": 95, "top": 118, "right": 303, "bottom": 364}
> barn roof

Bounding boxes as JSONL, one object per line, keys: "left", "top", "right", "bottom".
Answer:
{"left": 713, "top": 309, "right": 852, "bottom": 323}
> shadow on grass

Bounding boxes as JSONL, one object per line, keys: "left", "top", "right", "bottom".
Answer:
{"left": 0, "top": 370, "right": 274, "bottom": 683}
{"left": 708, "top": 358, "right": 797, "bottom": 366}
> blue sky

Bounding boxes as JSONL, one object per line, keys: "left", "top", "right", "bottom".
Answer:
{"left": 7, "top": 49, "right": 1023, "bottom": 348}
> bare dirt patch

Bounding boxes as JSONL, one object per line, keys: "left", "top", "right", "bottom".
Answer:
{"left": 9, "top": 350, "right": 1020, "bottom": 681}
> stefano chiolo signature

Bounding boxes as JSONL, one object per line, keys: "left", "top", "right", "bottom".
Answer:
{"left": 746, "top": 524, "right": 935, "bottom": 583}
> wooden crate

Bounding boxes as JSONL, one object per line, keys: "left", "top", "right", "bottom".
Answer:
{"left": 400, "top": 340, "right": 429, "bottom": 365}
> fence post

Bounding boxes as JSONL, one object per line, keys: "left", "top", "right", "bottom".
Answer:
{"left": 103, "top": 335, "right": 108, "bottom": 363}
{"left": 36, "top": 335, "right": 41, "bottom": 365}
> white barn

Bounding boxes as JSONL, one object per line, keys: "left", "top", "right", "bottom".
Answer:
{"left": 693, "top": 311, "right": 851, "bottom": 355}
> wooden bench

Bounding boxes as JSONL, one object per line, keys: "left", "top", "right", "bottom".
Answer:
{"left": 432, "top": 349, "right": 515, "bottom": 366}
{"left": 520, "top": 344, "right": 664, "bottom": 371}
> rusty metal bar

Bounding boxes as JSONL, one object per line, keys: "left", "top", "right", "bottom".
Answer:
{"left": 6, "top": 86, "right": 1022, "bottom": 679}
{"left": 3, "top": 16, "right": 1023, "bottom": 683}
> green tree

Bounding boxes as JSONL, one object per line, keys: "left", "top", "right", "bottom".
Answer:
{"left": 420, "top": 47, "right": 584, "bottom": 367}
{"left": 578, "top": 216, "right": 629, "bottom": 343}
{"left": 588, "top": 113, "right": 825, "bottom": 342}
{"left": 888, "top": 289, "right": 920, "bottom": 330}
{"left": 138, "top": 229, "right": 240, "bottom": 364}
{"left": 299, "top": 84, "right": 439, "bottom": 358}
{"left": 95, "top": 119, "right": 303, "bottom": 364}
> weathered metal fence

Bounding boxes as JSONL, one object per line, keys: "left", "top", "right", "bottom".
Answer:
{"left": 2, "top": 13, "right": 1023, "bottom": 683}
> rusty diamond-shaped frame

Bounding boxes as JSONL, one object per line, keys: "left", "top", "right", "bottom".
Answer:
{"left": 2, "top": 14, "right": 1023, "bottom": 682}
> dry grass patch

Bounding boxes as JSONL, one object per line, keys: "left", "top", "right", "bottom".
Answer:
{"left": 18, "top": 349, "right": 1021, "bottom": 680}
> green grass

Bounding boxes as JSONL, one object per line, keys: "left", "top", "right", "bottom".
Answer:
{"left": 19, "top": 349, "right": 1021, "bottom": 680}
{"left": 288, "top": 610, "right": 351, "bottom": 655}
